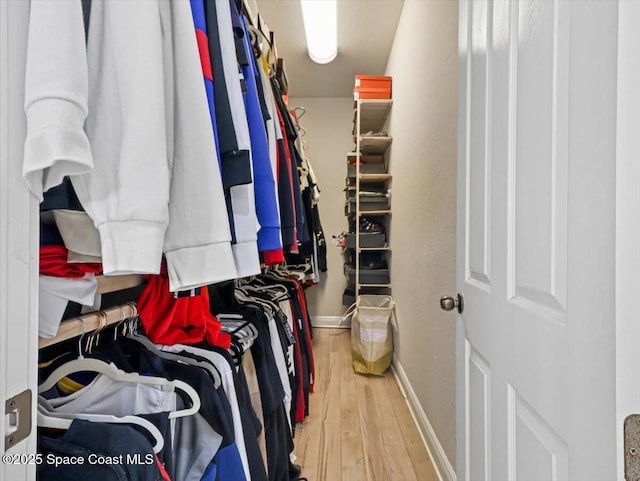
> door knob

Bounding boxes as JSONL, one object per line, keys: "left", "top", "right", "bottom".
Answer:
{"left": 440, "top": 293, "right": 464, "bottom": 314}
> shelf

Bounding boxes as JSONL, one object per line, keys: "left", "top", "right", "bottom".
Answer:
{"left": 346, "top": 172, "right": 388, "bottom": 183}
{"left": 346, "top": 152, "right": 385, "bottom": 164}
{"left": 348, "top": 94, "right": 393, "bottom": 300}
{"left": 346, "top": 210, "right": 392, "bottom": 217}
{"left": 96, "top": 274, "right": 145, "bottom": 295}
{"left": 353, "top": 99, "right": 393, "bottom": 133}
{"left": 358, "top": 136, "right": 392, "bottom": 155}
{"left": 359, "top": 174, "right": 392, "bottom": 183}
{"left": 356, "top": 210, "right": 392, "bottom": 216}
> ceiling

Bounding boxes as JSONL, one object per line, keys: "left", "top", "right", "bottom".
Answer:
{"left": 252, "top": 0, "right": 405, "bottom": 98}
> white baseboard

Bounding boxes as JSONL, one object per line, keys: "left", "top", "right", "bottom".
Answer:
{"left": 312, "top": 315, "right": 350, "bottom": 328}
{"left": 391, "top": 361, "right": 456, "bottom": 481}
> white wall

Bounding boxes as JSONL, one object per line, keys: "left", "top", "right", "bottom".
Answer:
{"left": 287, "top": 97, "right": 354, "bottom": 319}
{"left": 385, "top": 0, "right": 459, "bottom": 470}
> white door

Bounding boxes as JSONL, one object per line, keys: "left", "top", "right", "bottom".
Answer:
{"left": 0, "top": 2, "right": 40, "bottom": 481}
{"left": 456, "top": 1, "right": 619, "bottom": 480}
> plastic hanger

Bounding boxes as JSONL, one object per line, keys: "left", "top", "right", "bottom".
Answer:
{"left": 216, "top": 313, "right": 244, "bottom": 320}
{"left": 241, "top": 283, "right": 288, "bottom": 295}
{"left": 216, "top": 312, "right": 259, "bottom": 334}
{"left": 234, "top": 289, "right": 276, "bottom": 316}
{"left": 213, "top": 313, "right": 258, "bottom": 353}
{"left": 219, "top": 319, "right": 259, "bottom": 342}
{"left": 240, "top": 283, "right": 290, "bottom": 302}
{"left": 126, "top": 331, "right": 223, "bottom": 389}
{"left": 236, "top": 280, "right": 279, "bottom": 300}
{"left": 155, "top": 344, "right": 231, "bottom": 386}
{"left": 216, "top": 313, "right": 254, "bottom": 328}
{"left": 36, "top": 404, "right": 165, "bottom": 454}
{"left": 38, "top": 358, "right": 201, "bottom": 419}
{"left": 38, "top": 317, "right": 201, "bottom": 419}
{"left": 260, "top": 269, "right": 285, "bottom": 281}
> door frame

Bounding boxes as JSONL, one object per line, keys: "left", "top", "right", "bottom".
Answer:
{"left": 615, "top": 1, "right": 640, "bottom": 478}
{"left": 0, "top": 1, "right": 39, "bottom": 481}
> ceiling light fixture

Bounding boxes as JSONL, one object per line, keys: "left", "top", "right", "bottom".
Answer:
{"left": 300, "top": 0, "right": 338, "bottom": 64}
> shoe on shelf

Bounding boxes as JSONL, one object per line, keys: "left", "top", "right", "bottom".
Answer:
{"left": 359, "top": 218, "right": 385, "bottom": 233}
{"left": 360, "top": 252, "right": 388, "bottom": 269}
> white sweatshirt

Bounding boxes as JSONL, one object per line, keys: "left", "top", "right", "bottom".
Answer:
{"left": 23, "top": 0, "right": 93, "bottom": 200}
{"left": 23, "top": 0, "right": 238, "bottom": 291}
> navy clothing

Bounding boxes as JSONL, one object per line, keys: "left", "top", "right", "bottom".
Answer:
{"left": 197, "top": 0, "right": 247, "bottom": 245}
{"left": 249, "top": 318, "right": 293, "bottom": 481}
{"left": 235, "top": 363, "right": 269, "bottom": 481}
{"left": 204, "top": 0, "right": 252, "bottom": 189}
{"left": 289, "top": 144, "right": 308, "bottom": 245}
{"left": 142, "top": 354, "right": 246, "bottom": 481}
{"left": 38, "top": 419, "right": 161, "bottom": 481}
{"left": 269, "top": 77, "right": 310, "bottom": 251}
{"left": 40, "top": 177, "right": 84, "bottom": 212}
{"left": 169, "top": 346, "right": 262, "bottom": 481}
{"left": 139, "top": 412, "right": 174, "bottom": 479}
{"left": 199, "top": 345, "right": 269, "bottom": 481}
{"left": 208, "top": 283, "right": 294, "bottom": 481}
{"left": 95, "top": 338, "right": 247, "bottom": 481}
{"left": 276, "top": 138, "right": 296, "bottom": 247}
{"left": 39, "top": 436, "right": 130, "bottom": 481}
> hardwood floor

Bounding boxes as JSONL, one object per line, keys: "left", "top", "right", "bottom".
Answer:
{"left": 294, "top": 328, "right": 439, "bottom": 481}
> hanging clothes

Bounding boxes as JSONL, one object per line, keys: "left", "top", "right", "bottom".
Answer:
{"left": 24, "top": 0, "right": 238, "bottom": 292}
{"left": 38, "top": 420, "right": 163, "bottom": 481}
{"left": 234, "top": 4, "right": 284, "bottom": 263}
{"left": 208, "top": 0, "right": 262, "bottom": 277}
{"left": 137, "top": 263, "right": 231, "bottom": 349}
{"left": 28, "top": 3, "right": 325, "bottom": 480}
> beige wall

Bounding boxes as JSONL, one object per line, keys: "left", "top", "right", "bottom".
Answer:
{"left": 385, "top": 0, "right": 459, "bottom": 467}
{"left": 288, "top": 97, "right": 354, "bottom": 319}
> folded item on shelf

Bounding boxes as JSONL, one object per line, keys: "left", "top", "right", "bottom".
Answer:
{"left": 39, "top": 274, "right": 99, "bottom": 338}
{"left": 345, "top": 267, "right": 390, "bottom": 285}
{"left": 40, "top": 245, "right": 103, "bottom": 278}
{"left": 360, "top": 218, "right": 385, "bottom": 233}
{"left": 345, "top": 232, "right": 386, "bottom": 249}
{"left": 362, "top": 130, "right": 388, "bottom": 137}
{"left": 52, "top": 209, "right": 103, "bottom": 258}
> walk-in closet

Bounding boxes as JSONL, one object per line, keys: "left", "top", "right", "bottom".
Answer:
{"left": 4, "top": 1, "right": 639, "bottom": 480}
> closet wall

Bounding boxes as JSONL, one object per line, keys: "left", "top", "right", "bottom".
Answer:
{"left": 385, "top": 0, "right": 459, "bottom": 470}
{"left": 287, "top": 97, "right": 353, "bottom": 321}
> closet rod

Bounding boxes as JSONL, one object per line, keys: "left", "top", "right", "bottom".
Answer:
{"left": 38, "top": 303, "right": 137, "bottom": 350}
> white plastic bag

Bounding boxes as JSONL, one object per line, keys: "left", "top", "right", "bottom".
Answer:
{"left": 350, "top": 295, "right": 396, "bottom": 375}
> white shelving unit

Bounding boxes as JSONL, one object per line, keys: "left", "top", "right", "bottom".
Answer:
{"left": 346, "top": 98, "right": 393, "bottom": 301}
{"left": 359, "top": 173, "right": 393, "bottom": 183}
